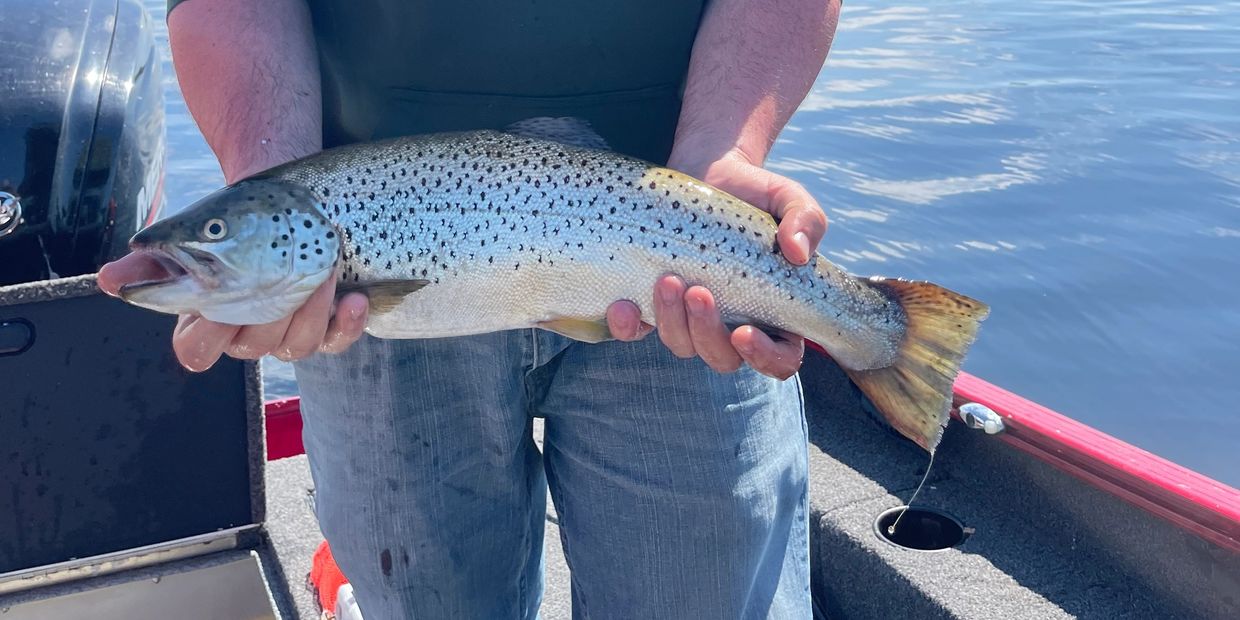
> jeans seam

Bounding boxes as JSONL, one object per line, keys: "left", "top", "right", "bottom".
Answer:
{"left": 545, "top": 452, "right": 587, "bottom": 619}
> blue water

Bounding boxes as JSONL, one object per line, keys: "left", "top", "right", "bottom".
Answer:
{"left": 144, "top": 1, "right": 1240, "bottom": 486}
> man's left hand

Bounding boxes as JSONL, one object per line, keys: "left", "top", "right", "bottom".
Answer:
{"left": 605, "top": 151, "right": 828, "bottom": 380}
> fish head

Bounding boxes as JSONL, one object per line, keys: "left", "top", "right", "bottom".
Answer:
{"left": 119, "top": 178, "right": 339, "bottom": 325}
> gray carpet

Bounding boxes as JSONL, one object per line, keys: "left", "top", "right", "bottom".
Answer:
{"left": 799, "top": 352, "right": 1235, "bottom": 620}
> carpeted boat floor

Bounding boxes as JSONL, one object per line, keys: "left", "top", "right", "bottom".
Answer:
{"left": 263, "top": 354, "right": 1237, "bottom": 619}
{"left": 797, "top": 353, "right": 1237, "bottom": 620}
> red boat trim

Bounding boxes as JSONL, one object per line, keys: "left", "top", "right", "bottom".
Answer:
{"left": 262, "top": 346, "right": 1240, "bottom": 553}
{"left": 264, "top": 397, "right": 305, "bottom": 461}
{"left": 951, "top": 371, "right": 1240, "bottom": 554}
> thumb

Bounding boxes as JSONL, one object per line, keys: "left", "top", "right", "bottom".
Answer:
{"left": 767, "top": 177, "right": 827, "bottom": 265}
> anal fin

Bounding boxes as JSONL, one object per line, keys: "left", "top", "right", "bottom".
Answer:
{"left": 537, "top": 316, "right": 614, "bottom": 343}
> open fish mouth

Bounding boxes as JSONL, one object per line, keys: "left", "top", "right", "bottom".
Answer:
{"left": 117, "top": 246, "right": 213, "bottom": 299}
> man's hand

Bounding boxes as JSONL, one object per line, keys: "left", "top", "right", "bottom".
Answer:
{"left": 605, "top": 151, "right": 828, "bottom": 380}
{"left": 97, "top": 254, "right": 369, "bottom": 371}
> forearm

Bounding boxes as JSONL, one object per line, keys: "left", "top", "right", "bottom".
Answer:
{"left": 168, "top": 0, "right": 322, "bottom": 184}
{"left": 669, "top": 0, "right": 840, "bottom": 175}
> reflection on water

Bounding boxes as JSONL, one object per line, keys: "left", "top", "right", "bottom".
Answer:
{"left": 145, "top": 1, "right": 1239, "bottom": 485}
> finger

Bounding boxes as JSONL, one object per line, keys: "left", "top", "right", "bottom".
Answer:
{"left": 228, "top": 316, "right": 293, "bottom": 360}
{"left": 767, "top": 182, "right": 827, "bottom": 266}
{"left": 731, "top": 325, "right": 805, "bottom": 380}
{"left": 683, "top": 286, "right": 743, "bottom": 373}
{"left": 653, "top": 275, "right": 695, "bottom": 358}
{"left": 97, "top": 252, "right": 170, "bottom": 297}
{"left": 319, "top": 292, "right": 369, "bottom": 354}
{"left": 606, "top": 300, "right": 653, "bottom": 341}
{"left": 274, "top": 277, "right": 337, "bottom": 360}
{"left": 172, "top": 315, "right": 241, "bottom": 372}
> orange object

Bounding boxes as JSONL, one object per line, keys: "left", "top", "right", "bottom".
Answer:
{"left": 309, "top": 540, "right": 350, "bottom": 614}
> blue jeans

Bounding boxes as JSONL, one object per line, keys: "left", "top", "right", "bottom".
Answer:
{"left": 294, "top": 329, "right": 809, "bottom": 619}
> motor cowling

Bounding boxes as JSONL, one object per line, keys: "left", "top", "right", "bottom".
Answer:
{"left": 0, "top": 0, "right": 166, "bottom": 286}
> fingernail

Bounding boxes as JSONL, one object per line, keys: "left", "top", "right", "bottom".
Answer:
{"left": 660, "top": 284, "right": 680, "bottom": 304}
{"left": 794, "top": 232, "right": 810, "bottom": 257}
{"left": 686, "top": 296, "right": 705, "bottom": 315}
{"left": 736, "top": 341, "right": 754, "bottom": 355}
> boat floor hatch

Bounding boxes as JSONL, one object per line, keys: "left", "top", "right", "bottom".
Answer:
{"left": 0, "top": 275, "right": 295, "bottom": 617}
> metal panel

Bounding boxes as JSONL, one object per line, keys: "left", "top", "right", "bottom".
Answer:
{"left": 2, "top": 553, "right": 278, "bottom": 620}
{"left": 0, "top": 526, "right": 253, "bottom": 596}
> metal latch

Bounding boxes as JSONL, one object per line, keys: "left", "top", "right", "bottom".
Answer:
{"left": 958, "top": 402, "right": 1005, "bottom": 434}
{"left": 0, "top": 191, "right": 20, "bottom": 238}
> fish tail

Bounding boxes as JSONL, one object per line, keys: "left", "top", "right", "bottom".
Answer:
{"left": 842, "top": 278, "right": 990, "bottom": 453}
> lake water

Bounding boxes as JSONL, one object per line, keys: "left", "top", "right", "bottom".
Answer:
{"left": 144, "top": 1, "right": 1239, "bottom": 486}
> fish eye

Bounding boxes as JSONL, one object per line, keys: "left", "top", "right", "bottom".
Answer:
{"left": 202, "top": 218, "right": 228, "bottom": 240}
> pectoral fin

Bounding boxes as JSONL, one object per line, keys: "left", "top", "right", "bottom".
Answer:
{"left": 536, "top": 316, "right": 614, "bottom": 343}
{"left": 338, "top": 279, "right": 429, "bottom": 315}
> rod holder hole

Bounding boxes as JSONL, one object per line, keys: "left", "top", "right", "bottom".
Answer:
{"left": 874, "top": 505, "right": 967, "bottom": 551}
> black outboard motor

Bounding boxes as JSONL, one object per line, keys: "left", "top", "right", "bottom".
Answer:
{"left": 0, "top": 0, "right": 166, "bottom": 286}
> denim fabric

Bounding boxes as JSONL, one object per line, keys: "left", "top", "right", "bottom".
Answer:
{"left": 294, "top": 328, "right": 809, "bottom": 619}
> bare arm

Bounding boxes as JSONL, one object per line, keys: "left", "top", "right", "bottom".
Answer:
{"left": 608, "top": 0, "right": 841, "bottom": 379}
{"left": 98, "top": 0, "right": 367, "bottom": 371}
{"left": 670, "top": 0, "right": 840, "bottom": 179}
{"left": 169, "top": 0, "right": 322, "bottom": 183}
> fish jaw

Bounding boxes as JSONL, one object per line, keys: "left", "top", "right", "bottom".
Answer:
{"left": 118, "top": 245, "right": 219, "bottom": 316}
{"left": 118, "top": 245, "right": 332, "bottom": 324}
{"left": 195, "top": 264, "right": 332, "bottom": 325}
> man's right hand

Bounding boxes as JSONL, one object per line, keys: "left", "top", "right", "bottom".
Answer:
{"left": 98, "top": 253, "right": 369, "bottom": 372}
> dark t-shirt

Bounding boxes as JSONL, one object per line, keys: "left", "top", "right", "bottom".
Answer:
{"left": 167, "top": 0, "right": 707, "bottom": 164}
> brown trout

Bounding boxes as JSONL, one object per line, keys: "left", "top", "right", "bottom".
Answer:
{"left": 119, "top": 119, "right": 989, "bottom": 452}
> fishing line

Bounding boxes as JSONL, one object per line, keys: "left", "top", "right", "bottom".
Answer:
{"left": 887, "top": 449, "right": 936, "bottom": 536}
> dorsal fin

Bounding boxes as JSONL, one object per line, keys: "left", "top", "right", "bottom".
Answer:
{"left": 503, "top": 116, "right": 612, "bottom": 150}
